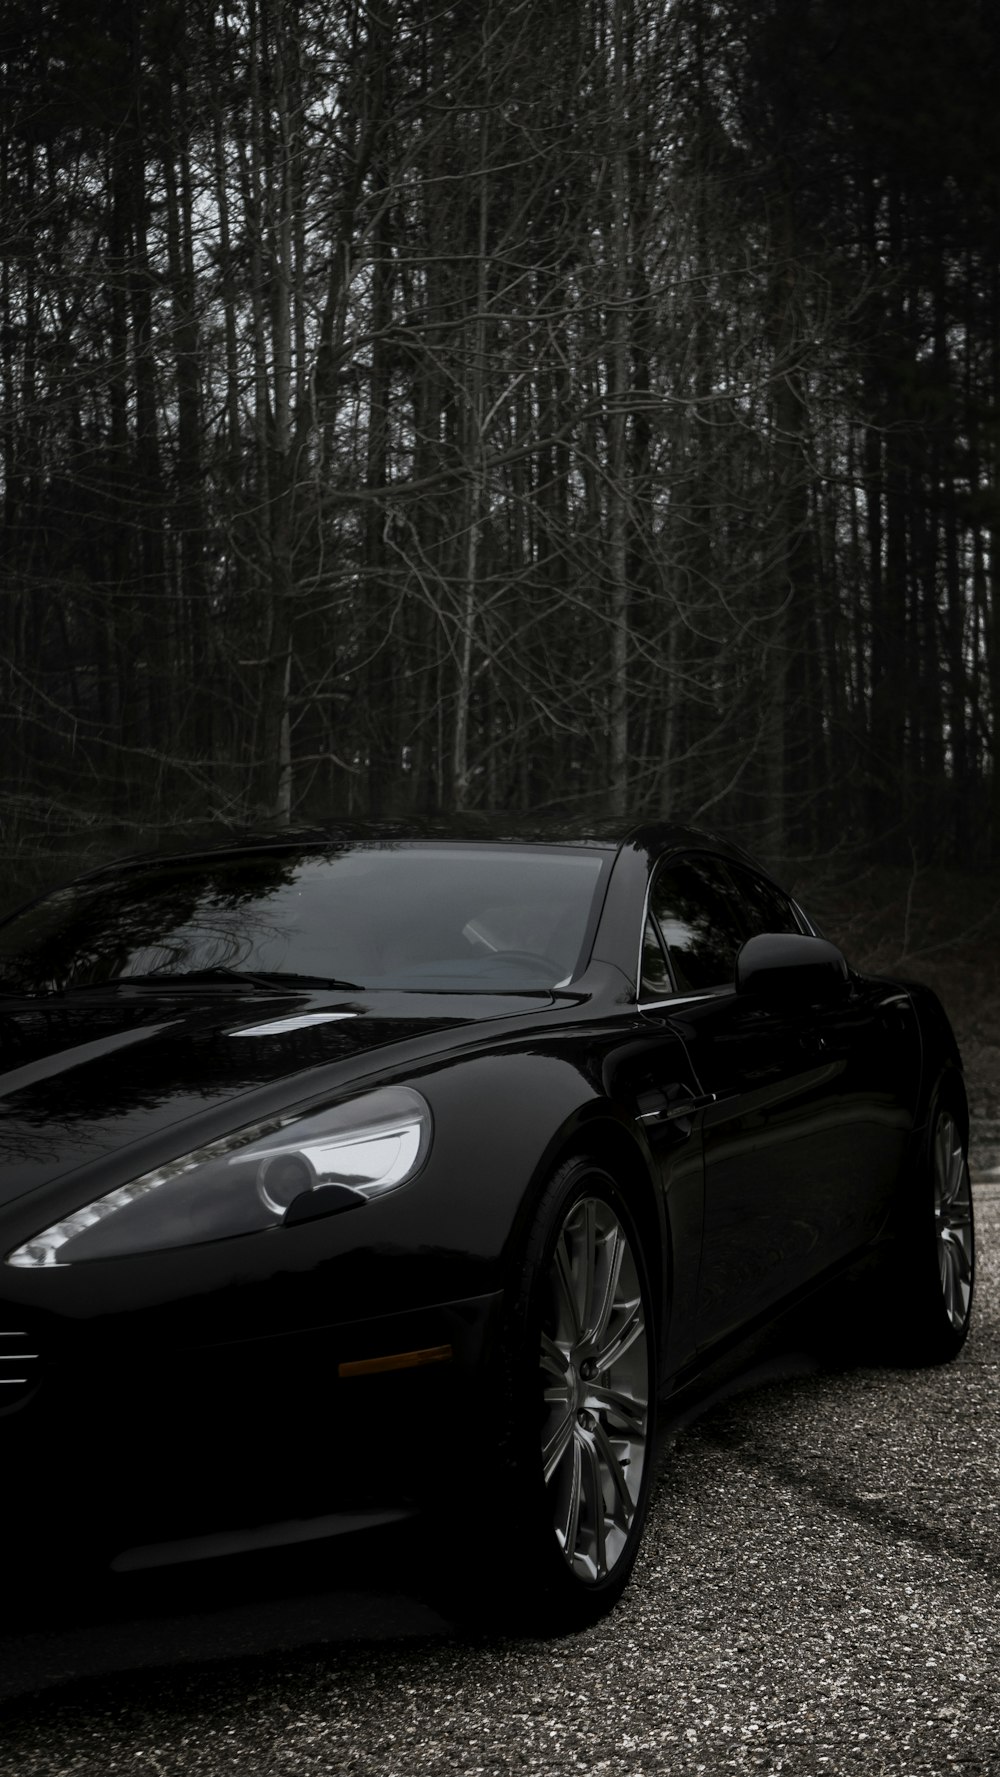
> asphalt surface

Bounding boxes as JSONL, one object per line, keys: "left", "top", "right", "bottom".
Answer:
{"left": 1, "top": 1185, "right": 998, "bottom": 1777}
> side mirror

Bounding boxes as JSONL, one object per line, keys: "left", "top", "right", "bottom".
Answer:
{"left": 735, "top": 932, "right": 850, "bottom": 1005}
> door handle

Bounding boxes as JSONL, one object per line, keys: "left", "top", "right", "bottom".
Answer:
{"left": 637, "top": 1090, "right": 717, "bottom": 1125}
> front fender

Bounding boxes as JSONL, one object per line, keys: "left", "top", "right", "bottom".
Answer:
{"left": 417, "top": 1041, "right": 701, "bottom": 1379}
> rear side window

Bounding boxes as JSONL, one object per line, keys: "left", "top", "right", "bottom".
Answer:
{"left": 648, "top": 857, "right": 747, "bottom": 992}
{"left": 641, "top": 914, "right": 673, "bottom": 996}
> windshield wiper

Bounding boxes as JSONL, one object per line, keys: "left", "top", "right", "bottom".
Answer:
{"left": 214, "top": 969, "right": 365, "bottom": 992}
{"left": 128, "top": 967, "right": 281, "bottom": 991}
{"left": 35, "top": 967, "right": 364, "bottom": 996}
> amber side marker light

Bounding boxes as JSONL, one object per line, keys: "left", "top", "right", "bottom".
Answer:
{"left": 338, "top": 1343, "right": 453, "bottom": 1378}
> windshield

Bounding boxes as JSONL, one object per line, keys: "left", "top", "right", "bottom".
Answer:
{"left": 0, "top": 844, "right": 609, "bottom": 995}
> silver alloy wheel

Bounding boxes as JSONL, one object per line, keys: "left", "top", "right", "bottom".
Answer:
{"left": 934, "top": 1111, "right": 974, "bottom": 1333}
{"left": 539, "top": 1195, "right": 650, "bottom": 1583}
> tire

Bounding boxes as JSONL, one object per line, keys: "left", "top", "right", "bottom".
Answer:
{"left": 454, "top": 1157, "right": 658, "bottom": 1633}
{"left": 883, "top": 1094, "right": 975, "bottom": 1365}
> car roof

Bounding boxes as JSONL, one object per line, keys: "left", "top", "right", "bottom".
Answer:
{"left": 77, "top": 814, "right": 762, "bottom": 882}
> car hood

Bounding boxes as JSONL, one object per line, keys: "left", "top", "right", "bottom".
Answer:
{"left": 0, "top": 987, "right": 554, "bottom": 1209}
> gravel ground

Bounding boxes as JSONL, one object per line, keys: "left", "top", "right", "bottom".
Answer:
{"left": 1, "top": 1185, "right": 997, "bottom": 1777}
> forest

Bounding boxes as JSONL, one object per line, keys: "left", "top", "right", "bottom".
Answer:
{"left": 1, "top": 0, "right": 999, "bottom": 886}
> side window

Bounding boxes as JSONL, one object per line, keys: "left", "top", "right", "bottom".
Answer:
{"left": 649, "top": 857, "right": 747, "bottom": 992}
{"left": 723, "top": 863, "right": 802, "bottom": 938}
{"left": 641, "top": 914, "right": 673, "bottom": 996}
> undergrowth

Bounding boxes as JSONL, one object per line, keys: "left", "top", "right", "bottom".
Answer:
{"left": 792, "top": 861, "right": 1000, "bottom": 1141}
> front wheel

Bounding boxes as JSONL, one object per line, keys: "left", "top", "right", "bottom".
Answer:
{"left": 539, "top": 1187, "right": 652, "bottom": 1591}
{"left": 483, "top": 1159, "right": 659, "bottom": 1632}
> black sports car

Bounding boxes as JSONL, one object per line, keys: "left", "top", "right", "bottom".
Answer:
{"left": 0, "top": 820, "right": 974, "bottom": 1627}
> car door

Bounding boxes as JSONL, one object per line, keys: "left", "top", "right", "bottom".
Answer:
{"left": 643, "top": 853, "right": 918, "bottom": 1349}
{"left": 603, "top": 1003, "right": 709, "bottom": 1379}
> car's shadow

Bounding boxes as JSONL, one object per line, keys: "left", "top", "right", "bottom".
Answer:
{"left": 0, "top": 1304, "right": 870, "bottom": 1707}
{"left": 0, "top": 1516, "right": 461, "bottom": 1704}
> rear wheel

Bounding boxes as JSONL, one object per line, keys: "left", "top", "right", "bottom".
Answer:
{"left": 882, "top": 1095, "right": 974, "bottom": 1364}
{"left": 931, "top": 1108, "right": 975, "bottom": 1340}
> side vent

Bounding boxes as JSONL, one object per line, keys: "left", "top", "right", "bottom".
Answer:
{"left": 0, "top": 1331, "right": 41, "bottom": 1408}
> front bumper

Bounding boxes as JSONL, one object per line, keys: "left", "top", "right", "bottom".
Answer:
{"left": 2, "top": 1287, "right": 504, "bottom": 1574}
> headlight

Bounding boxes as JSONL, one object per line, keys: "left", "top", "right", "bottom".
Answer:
{"left": 6, "top": 1086, "right": 431, "bottom": 1268}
